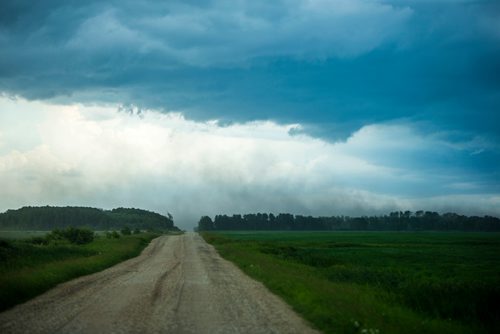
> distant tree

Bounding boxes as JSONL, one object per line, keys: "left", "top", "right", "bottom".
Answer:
{"left": 121, "top": 226, "right": 132, "bottom": 235}
{"left": 198, "top": 216, "right": 214, "bottom": 231}
{"left": 0, "top": 206, "right": 180, "bottom": 231}
{"left": 47, "top": 227, "right": 95, "bottom": 245}
{"left": 194, "top": 211, "right": 500, "bottom": 232}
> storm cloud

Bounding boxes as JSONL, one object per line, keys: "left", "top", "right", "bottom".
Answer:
{"left": 1, "top": 1, "right": 499, "bottom": 227}
{"left": 1, "top": 1, "right": 499, "bottom": 136}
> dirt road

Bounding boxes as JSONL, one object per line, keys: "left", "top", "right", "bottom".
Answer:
{"left": 0, "top": 232, "right": 319, "bottom": 334}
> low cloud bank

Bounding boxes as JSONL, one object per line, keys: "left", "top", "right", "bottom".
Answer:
{"left": 0, "top": 97, "right": 498, "bottom": 228}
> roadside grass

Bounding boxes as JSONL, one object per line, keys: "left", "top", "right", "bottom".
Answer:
{"left": 0, "top": 232, "right": 159, "bottom": 311}
{"left": 202, "top": 231, "right": 500, "bottom": 334}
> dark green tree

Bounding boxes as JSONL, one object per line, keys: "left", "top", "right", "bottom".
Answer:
{"left": 198, "top": 216, "right": 214, "bottom": 231}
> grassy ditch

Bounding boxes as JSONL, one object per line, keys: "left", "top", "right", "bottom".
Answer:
{"left": 202, "top": 231, "right": 500, "bottom": 334}
{"left": 0, "top": 232, "right": 159, "bottom": 311}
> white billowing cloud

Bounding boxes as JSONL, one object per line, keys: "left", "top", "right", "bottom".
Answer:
{"left": 0, "top": 97, "right": 498, "bottom": 228}
{"left": 65, "top": 0, "right": 413, "bottom": 66}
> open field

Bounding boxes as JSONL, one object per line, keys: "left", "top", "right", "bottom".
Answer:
{"left": 0, "top": 231, "right": 50, "bottom": 239}
{"left": 203, "top": 231, "right": 500, "bottom": 334}
{"left": 0, "top": 230, "right": 111, "bottom": 240}
{"left": 0, "top": 232, "right": 159, "bottom": 311}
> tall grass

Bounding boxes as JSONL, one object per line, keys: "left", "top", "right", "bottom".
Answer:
{"left": 203, "top": 232, "right": 500, "bottom": 334}
{"left": 0, "top": 233, "right": 158, "bottom": 311}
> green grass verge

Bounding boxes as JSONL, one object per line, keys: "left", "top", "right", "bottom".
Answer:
{"left": 202, "top": 231, "right": 500, "bottom": 334}
{"left": 0, "top": 232, "right": 159, "bottom": 311}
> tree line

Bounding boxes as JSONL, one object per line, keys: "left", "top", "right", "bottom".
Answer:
{"left": 197, "top": 211, "right": 500, "bottom": 232}
{"left": 0, "top": 206, "right": 179, "bottom": 231}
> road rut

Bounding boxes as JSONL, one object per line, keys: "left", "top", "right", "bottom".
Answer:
{"left": 0, "top": 232, "right": 319, "bottom": 334}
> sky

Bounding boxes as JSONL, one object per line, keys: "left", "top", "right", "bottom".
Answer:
{"left": 0, "top": 0, "right": 499, "bottom": 228}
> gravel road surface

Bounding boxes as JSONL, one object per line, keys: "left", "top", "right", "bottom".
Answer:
{"left": 0, "top": 232, "right": 319, "bottom": 334}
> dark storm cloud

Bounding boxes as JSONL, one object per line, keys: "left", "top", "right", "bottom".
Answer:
{"left": 0, "top": 0, "right": 498, "bottom": 140}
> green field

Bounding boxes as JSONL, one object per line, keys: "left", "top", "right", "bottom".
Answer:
{"left": 0, "top": 232, "right": 159, "bottom": 311}
{"left": 203, "top": 231, "right": 500, "bottom": 334}
{"left": 0, "top": 230, "right": 50, "bottom": 239}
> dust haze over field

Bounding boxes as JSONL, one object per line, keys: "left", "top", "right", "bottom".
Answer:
{"left": 1, "top": 1, "right": 499, "bottom": 229}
